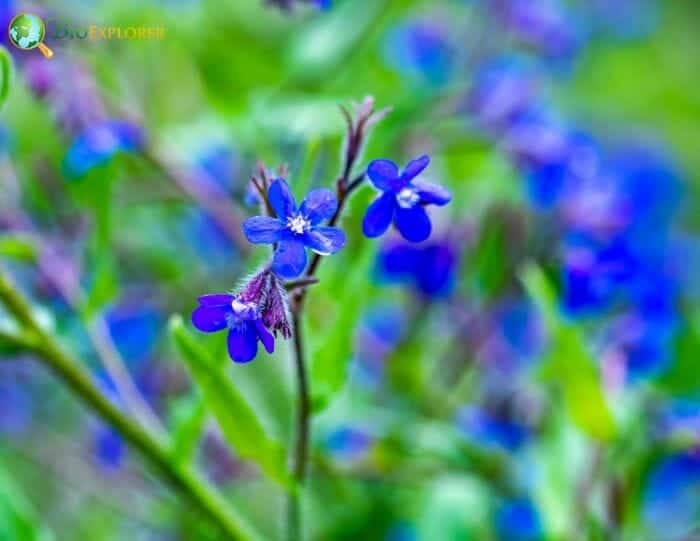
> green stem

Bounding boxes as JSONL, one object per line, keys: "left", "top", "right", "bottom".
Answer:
{"left": 0, "top": 267, "right": 262, "bottom": 541}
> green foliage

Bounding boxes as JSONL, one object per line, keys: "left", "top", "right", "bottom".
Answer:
{"left": 169, "top": 315, "right": 291, "bottom": 487}
{"left": 0, "top": 47, "right": 10, "bottom": 110}
{"left": 0, "top": 468, "right": 54, "bottom": 541}
{"left": 522, "top": 264, "right": 617, "bottom": 442}
{"left": 0, "top": 235, "right": 37, "bottom": 263}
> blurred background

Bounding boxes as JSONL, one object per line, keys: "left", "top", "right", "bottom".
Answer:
{"left": 2, "top": 0, "right": 700, "bottom": 539}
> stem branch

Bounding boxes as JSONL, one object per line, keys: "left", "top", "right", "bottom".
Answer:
{"left": 0, "top": 267, "right": 261, "bottom": 541}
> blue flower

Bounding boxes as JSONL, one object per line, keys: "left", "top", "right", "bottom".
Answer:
{"left": 324, "top": 426, "right": 373, "bottom": 461}
{"left": 384, "top": 22, "right": 455, "bottom": 87}
{"left": 243, "top": 178, "right": 346, "bottom": 279}
{"left": 494, "top": 499, "right": 543, "bottom": 541}
{"left": 63, "top": 120, "right": 145, "bottom": 179}
{"left": 192, "top": 293, "right": 275, "bottom": 363}
{"left": 106, "top": 303, "right": 161, "bottom": 364}
{"left": 362, "top": 156, "right": 451, "bottom": 243}
{"left": 466, "top": 57, "right": 539, "bottom": 134}
{"left": 643, "top": 452, "right": 700, "bottom": 540}
{"left": 376, "top": 239, "right": 457, "bottom": 298}
{"left": 93, "top": 424, "right": 126, "bottom": 472}
{"left": 494, "top": 0, "right": 585, "bottom": 64}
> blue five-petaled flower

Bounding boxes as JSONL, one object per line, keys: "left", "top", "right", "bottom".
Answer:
{"left": 192, "top": 294, "right": 275, "bottom": 363}
{"left": 362, "top": 155, "right": 451, "bottom": 243}
{"left": 243, "top": 179, "right": 346, "bottom": 279}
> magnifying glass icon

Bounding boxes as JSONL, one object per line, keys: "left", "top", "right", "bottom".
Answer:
{"left": 8, "top": 13, "right": 54, "bottom": 59}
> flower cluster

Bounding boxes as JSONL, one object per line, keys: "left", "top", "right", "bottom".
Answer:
{"left": 466, "top": 49, "right": 685, "bottom": 381}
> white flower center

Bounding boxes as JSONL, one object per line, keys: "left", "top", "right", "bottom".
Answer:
{"left": 286, "top": 214, "right": 311, "bottom": 235}
{"left": 231, "top": 299, "right": 258, "bottom": 320}
{"left": 396, "top": 187, "right": 420, "bottom": 209}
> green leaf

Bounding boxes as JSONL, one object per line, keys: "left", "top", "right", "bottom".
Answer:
{"left": 0, "top": 235, "right": 37, "bottom": 263}
{"left": 307, "top": 193, "right": 374, "bottom": 412}
{"left": 169, "top": 394, "right": 208, "bottom": 466}
{"left": 169, "top": 315, "right": 291, "bottom": 487}
{"left": 80, "top": 255, "right": 118, "bottom": 320}
{"left": 0, "top": 467, "right": 54, "bottom": 541}
{"left": 522, "top": 264, "right": 616, "bottom": 442}
{"left": 0, "top": 47, "right": 10, "bottom": 110}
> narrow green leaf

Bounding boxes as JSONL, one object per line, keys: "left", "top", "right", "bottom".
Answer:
{"left": 0, "top": 467, "right": 54, "bottom": 541}
{"left": 0, "top": 47, "right": 10, "bottom": 110}
{"left": 169, "top": 394, "right": 208, "bottom": 466}
{"left": 522, "top": 263, "right": 616, "bottom": 442}
{"left": 169, "top": 315, "right": 291, "bottom": 487}
{"left": 0, "top": 235, "right": 37, "bottom": 263}
{"left": 309, "top": 243, "right": 373, "bottom": 413}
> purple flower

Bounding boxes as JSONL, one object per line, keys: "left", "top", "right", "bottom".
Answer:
{"left": 192, "top": 293, "right": 275, "bottom": 364}
{"left": 243, "top": 179, "right": 346, "bottom": 279}
{"left": 362, "top": 156, "right": 451, "bottom": 243}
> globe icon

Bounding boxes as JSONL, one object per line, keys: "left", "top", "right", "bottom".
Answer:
{"left": 8, "top": 13, "right": 53, "bottom": 57}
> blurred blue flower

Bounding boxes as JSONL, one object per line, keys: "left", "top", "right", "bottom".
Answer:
{"left": 493, "top": 0, "right": 585, "bottom": 63}
{"left": 93, "top": 424, "right": 126, "bottom": 471}
{"left": 196, "top": 146, "right": 238, "bottom": 194}
{"left": 324, "top": 426, "right": 374, "bottom": 461}
{"left": 479, "top": 300, "right": 545, "bottom": 373}
{"left": 63, "top": 120, "right": 145, "bottom": 179}
{"left": 466, "top": 57, "right": 539, "bottom": 134}
{"left": 352, "top": 305, "right": 405, "bottom": 388}
{"left": 502, "top": 109, "right": 571, "bottom": 172}
{"left": 494, "top": 498, "right": 543, "bottom": 541}
{"left": 657, "top": 400, "right": 700, "bottom": 443}
{"left": 181, "top": 209, "right": 236, "bottom": 267}
{"left": 642, "top": 452, "right": 700, "bottom": 540}
{"left": 456, "top": 405, "right": 530, "bottom": 452}
{"left": 0, "top": 381, "right": 31, "bottom": 435}
{"left": 363, "top": 156, "right": 451, "bottom": 243}
{"left": 243, "top": 179, "right": 345, "bottom": 279}
{"left": 385, "top": 522, "right": 417, "bottom": 541}
{"left": 603, "top": 310, "right": 677, "bottom": 381}
{"left": 192, "top": 293, "right": 275, "bottom": 364}
{"left": 376, "top": 239, "right": 457, "bottom": 298}
{"left": 384, "top": 21, "right": 456, "bottom": 87}
{"left": 106, "top": 303, "right": 161, "bottom": 364}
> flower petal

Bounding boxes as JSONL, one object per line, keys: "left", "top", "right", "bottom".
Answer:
{"left": 304, "top": 227, "right": 346, "bottom": 255}
{"left": 401, "top": 155, "right": 430, "bottom": 183}
{"left": 413, "top": 179, "right": 452, "bottom": 206}
{"left": 255, "top": 320, "right": 275, "bottom": 354}
{"left": 395, "top": 205, "right": 432, "bottom": 243}
{"left": 197, "top": 294, "right": 235, "bottom": 307}
{"left": 367, "top": 159, "right": 400, "bottom": 191}
{"left": 192, "top": 306, "right": 229, "bottom": 333}
{"left": 299, "top": 188, "right": 338, "bottom": 225}
{"left": 227, "top": 323, "right": 258, "bottom": 363}
{"left": 268, "top": 178, "right": 297, "bottom": 220}
{"left": 243, "top": 216, "right": 287, "bottom": 244}
{"left": 362, "top": 192, "right": 396, "bottom": 238}
{"left": 273, "top": 241, "right": 308, "bottom": 279}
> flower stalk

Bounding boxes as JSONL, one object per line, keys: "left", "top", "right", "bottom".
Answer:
{"left": 0, "top": 266, "right": 262, "bottom": 541}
